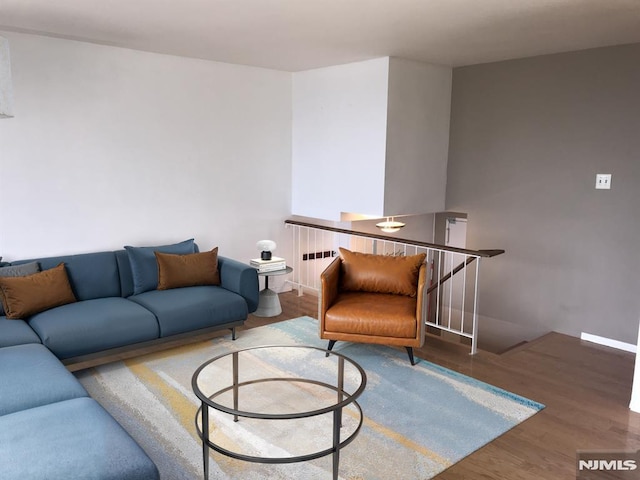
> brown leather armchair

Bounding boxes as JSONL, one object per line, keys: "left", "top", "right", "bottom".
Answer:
{"left": 319, "top": 248, "right": 427, "bottom": 365}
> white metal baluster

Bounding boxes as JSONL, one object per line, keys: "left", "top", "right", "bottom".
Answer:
{"left": 298, "top": 226, "right": 303, "bottom": 295}
{"left": 313, "top": 229, "right": 317, "bottom": 290}
{"left": 446, "top": 252, "right": 453, "bottom": 330}
{"left": 471, "top": 257, "right": 480, "bottom": 355}
{"left": 291, "top": 225, "right": 296, "bottom": 293}
{"left": 436, "top": 250, "right": 443, "bottom": 327}
{"left": 305, "top": 227, "right": 310, "bottom": 291}
{"left": 461, "top": 253, "right": 468, "bottom": 333}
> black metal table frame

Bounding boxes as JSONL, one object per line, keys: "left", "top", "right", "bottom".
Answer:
{"left": 191, "top": 345, "right": 367, "bottom": 480}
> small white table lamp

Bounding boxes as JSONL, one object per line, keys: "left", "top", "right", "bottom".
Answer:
{"left": 256, "top": 240, "right": 276, "bottom": 261}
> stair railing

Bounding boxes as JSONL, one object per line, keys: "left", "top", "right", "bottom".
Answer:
{"left": 284, "top": 219, "right": 504, "bottom": 354}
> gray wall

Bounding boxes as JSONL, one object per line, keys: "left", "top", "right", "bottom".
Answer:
{"left": 446, "top": 43, "right": 640, "bottom": 343}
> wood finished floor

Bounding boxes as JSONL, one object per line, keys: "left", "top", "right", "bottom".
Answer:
{"left": 249, "top": 291, "right": 640, "bottom": 480}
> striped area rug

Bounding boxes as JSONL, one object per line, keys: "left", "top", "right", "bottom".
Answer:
{"left": 76, "top": 316, "right": 544, "bottom": 479}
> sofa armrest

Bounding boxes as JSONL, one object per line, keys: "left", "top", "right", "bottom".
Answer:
{"left": 218, "top": 256, "right": 259, "bottom": 313}
{"left": 320, "top": 257, "right": 341, "bottom": 324}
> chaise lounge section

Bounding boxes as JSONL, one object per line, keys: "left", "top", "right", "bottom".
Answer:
{"left": 0, "top": 343, "right": 160, "bottom": 480}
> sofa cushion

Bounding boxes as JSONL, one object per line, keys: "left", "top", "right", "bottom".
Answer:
{"left": 0, "top": 317, "right": 41, "bottom": 348}
{"left": 0, "top": 261, "right": 40, "bottom": 316}
{"left": 115, "top": 249, "right": 135, "bottom": 298}
{"left": 125, "top": 239, "right": 196, "bottom": 295}
{"left": 338, "top": 248, "right": 426, "bottom": 297}
{"left": 156, "top": 247, "right": 220, "bottom": 290}
{"left": 0, "top": 263, "right": 77, "bottom": 319}
{"left": 28, "top": 297, "right": 160, "bottom": 359}
{"left": 0, "top": 397, "right": 159, "bottom": 480}
{"left": 12, "top": 251, "right": 122, "bottom": 301}
{"left": 129, "top": 286, "right": 248, "bottom": 337}
{"left": 0, "top": 343, "right": 88, "bottom": 416}
{"left": 324, "top": 291, "right": 419, "bottom": 339}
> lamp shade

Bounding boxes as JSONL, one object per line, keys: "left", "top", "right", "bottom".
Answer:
{"left": 375, "top": 217, "right": 406, "bottom": 233}
{"left": 256, "top": 240, "right": 276, "bottom": 260}
{"left": 0, "top": 36, "right": 14, "bottom": 119}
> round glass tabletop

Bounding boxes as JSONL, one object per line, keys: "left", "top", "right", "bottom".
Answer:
{"left": 191, "top": 344, "right": 367, "bottom": 474}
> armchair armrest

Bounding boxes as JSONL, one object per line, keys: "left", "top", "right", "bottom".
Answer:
{"left": 320, "top": 257, "right": 341, "bottom": 322}
{"left": 416, "top": 263, "right": 427, "bottom": 340}
{"left": 218, "top": 256, "right": 259, "bottom": 313}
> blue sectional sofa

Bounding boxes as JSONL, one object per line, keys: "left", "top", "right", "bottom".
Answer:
{"left": 0, "top": 344, "right": 159, "bottom": 480}
{"left": 0, "top": 240, "right": 259, "bottom": 479}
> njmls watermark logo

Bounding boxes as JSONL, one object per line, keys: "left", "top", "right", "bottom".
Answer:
{"left": 577, "top": 450, "right": 640, "bottom": 479}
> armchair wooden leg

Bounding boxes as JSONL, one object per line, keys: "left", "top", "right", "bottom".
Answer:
{"left": 326, "top": 340, "right": 337, "bottom": 357}
{"left": 406, "top": 347, "right": 416, "bottom": 366}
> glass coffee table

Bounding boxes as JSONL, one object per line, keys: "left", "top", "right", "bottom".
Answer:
{"left": 191, "top": 345, "right": 367, "bottom": 480}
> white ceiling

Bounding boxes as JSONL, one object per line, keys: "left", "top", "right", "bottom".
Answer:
{"left": 1, "top": 0, "right": 639, "bottom": 71}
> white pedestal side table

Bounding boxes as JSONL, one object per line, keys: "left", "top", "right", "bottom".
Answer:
{"left": 253, "top": 266, "right": 293, "bottom": 317}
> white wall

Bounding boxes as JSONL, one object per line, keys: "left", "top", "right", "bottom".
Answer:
{"left": 291, "top": 57, "right": 389, "bottom": 221}
{"left": 291, "top": 56, "right": 451, "bottom": 222}
{"left": 0, "top": 32, "right": 292, "bottom": 269}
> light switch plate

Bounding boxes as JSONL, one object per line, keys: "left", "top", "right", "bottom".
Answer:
{"left": 595, "top": 174, "right": 611, "bottom": 189}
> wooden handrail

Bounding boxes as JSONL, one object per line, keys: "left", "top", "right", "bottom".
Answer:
{"left": 284, "top": 218, "right": 505, "bottom": 258}
{"left": 427, "top": 256, "right": 476, "bottom": 295}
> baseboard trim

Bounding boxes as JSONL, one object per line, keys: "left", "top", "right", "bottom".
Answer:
{"left": 580, "top": 332, "right": 636, "bottom": 354}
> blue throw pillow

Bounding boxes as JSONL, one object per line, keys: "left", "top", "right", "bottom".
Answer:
{"left": 0, "top": 262, "right": 40, "bottom": 278}
{"left": 125, "top": 239, "right": 195, "bottom": 295}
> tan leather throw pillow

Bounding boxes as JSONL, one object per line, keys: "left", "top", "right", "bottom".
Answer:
{"left": 0, "top": 263, "right": 77, "bottom": 319}
{"left": 155, "top": 248, "right": 220, "bottom": 290}
{"left": 339, "top": 247, "right": 426, "bottom": 297}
